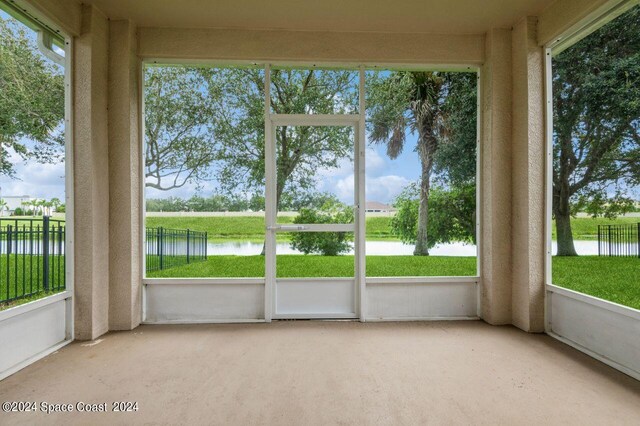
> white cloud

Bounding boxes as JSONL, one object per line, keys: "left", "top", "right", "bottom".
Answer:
{"left": 334, "top": 174, "right": 355, "bottom": 203}
{"left": 0, "top": 153, "right": 66, "bottom": 200}
{"left": 365, "top": 175, "right": 410, "bottom": 204}
{"left": 315, "top": 157, "right": 354, "bottom": 180}
{"left": 319, "top": 173, "right": 410, "bottom": 205}
{"left": 364, "top": 148, "right": 386, "bottom": 177}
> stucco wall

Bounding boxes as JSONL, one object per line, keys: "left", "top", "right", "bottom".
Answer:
{"left": 511, "top": 17, "right": 546, "bottom": 332}
{"left": 73, "top": 4, "right": 110, "bottom": 340}
{"left": 479, "top": 29, "right": 513, "bottom": 325}
{"left": 108, "top": 20, "right": 142, "bottom": 331}
{"left": 138, "top": 27, "right": 485, "bottom": 66}
{"left": 538, "top": 0, "right": 620, "bottom": 45}
{"left": 13, "top": 0, "right": 81, "bottom": 36}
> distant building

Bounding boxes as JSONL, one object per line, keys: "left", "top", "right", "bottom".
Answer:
{"left": 0, "top": 195, "right": 33, "bottom": 215}
{"left": 365, "top": 201, "right": 396, "bottom": 213}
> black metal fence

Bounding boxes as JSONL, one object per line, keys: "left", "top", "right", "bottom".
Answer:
{"left": 145, "top": 227, "right": 207, "bottom": 273}
{"left": 597, "top": 223, "right": 639, "bottom": 257}
{"left": 0, "top": 216, "right": 66, "bottom": 305}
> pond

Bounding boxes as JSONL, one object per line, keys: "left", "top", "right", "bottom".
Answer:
{"left": 0, "top": 239, "right": 602, "bottom": 256}
{"left": 204, "top": 240, "right": 601, "bottom": 256}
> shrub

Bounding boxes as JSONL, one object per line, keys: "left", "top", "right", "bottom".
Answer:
{"left": 13, "top": 207, "right": 23, "bottom": 216}
{"left": 290, "top": 201, "right": 354, "bottom": 256}
{"left": 390, "top": 182, "right": 476, "bottom": 248}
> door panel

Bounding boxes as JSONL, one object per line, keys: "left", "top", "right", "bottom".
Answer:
{"left": 266, "top": 120, "right": 360, "bottom": 318}
{"left": 275, "top": 279, "right": 356, "bottom": 318}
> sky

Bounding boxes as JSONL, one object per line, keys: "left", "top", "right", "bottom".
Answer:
{"left": 145, "top": 139, "right": 424, "bottom": 206}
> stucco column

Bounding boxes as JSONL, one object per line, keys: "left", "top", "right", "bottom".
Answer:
{"left": 73, "top": 4, "right": 110, "bottom": 340}
{"left": 108, "top": 20, "right": 142, "bottom": 330}
{"left": 479, "top": 28, "right": 513, "bottom": 325}
{"left": 510, "top": 17, "right": 545, "bottom": 332}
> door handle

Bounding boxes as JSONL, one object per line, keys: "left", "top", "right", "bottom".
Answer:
{"left": 266, "top": 225, "right": 307, "bottom": 231}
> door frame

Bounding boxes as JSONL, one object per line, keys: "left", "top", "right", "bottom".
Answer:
{"left": 263, "top": 65, "right": 366, "bottom": 321}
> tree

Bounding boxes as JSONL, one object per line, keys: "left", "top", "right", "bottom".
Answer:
{"left": 0, "top": 16, "right": 65, "bottom": 177}
{"left": 390, "top": 183, "right": 475, "bottom": 248}
{"left": 144, "top": 66, "right": 221, "bottom": 191}
{"left": 50, "top": 197, "right": 61, "bottom": 213}
{"left": 290, "top": 201, "right": 354, "bottom": 256}
{"left": 205, "top": 68, "right": 357, "bottom": 213}
{"left": 552, "top": 6, "right": 640, "bottom": 255}
{"left": 0, "top": 198, "right": 7, "bottom": 217}
{"left": 279, "top": 192, "right": 340, "bottom": 211}
{"left": 367, "top": 71, "right": 477, "bottom": 255}
{"left": 27, "top": 200, "right": 36, "bottom": 216}
{"left": 144, "top": 66, "right": 357, "bottom": 216}
{"left": 44, "top": 200, "right": 53, "bottom": 216}
{"left": 35, "top": 199, "right": 45, "bottom": 216}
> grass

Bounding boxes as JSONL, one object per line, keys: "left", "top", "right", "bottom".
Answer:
{"left": 146, "top": 216, "right": 291, "bottom": 242}
{"left": 146, "top": 215, "right": 638, "bottom": 242}
{"left": 145, "top": 215, "right": 397, "bottom": 241}
{"left": 0, "top": 255, "right": 66, "bottom": 310}
{"left": 552, "top": 256, "right": 640, "bottom": 310}
{"left": 147, "top": 254, "right": 639, "bottom": 311}
{"left": 551, "top": 216, "right": 638, "bottom": 240}
{"left": 146, "top": 255, "right": 478, "bottom": 278}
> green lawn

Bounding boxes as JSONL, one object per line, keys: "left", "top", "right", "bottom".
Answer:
{"left": 145, "top": 215, "right": 397, "bottom": 241}
{"left": 145, "top": 216, "right": 284, "bottom": 241}
{"left": 147, "top": 254, "right": 639, "bottom": 310}
{"left": 552, "top": 256, "right": 639, "bottom": 310}
{"left": 0, "top": 255, "right": 66, "bottom": 310}
{"left": 146, "top": 255, "right": 478, "bottom": 278}
{"left": 145, "top": 215, "right": 637, "bottom": 242}
{"left": 551, "top": 216, "right": 638, "bottom": 240}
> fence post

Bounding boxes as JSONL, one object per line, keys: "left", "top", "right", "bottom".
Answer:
{"left": 157, "top": 227, "right": 164, "bottom": 270}
{"left": 43, "top": 216, "right": 50, "bottom": 292}
{"left": 186, "top": 229, "right": 190, "bottom": 264}
{"left": 6, "top": 225, "right": 11, "bottom": 300}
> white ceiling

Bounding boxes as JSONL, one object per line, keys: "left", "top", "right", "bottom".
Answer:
{"left": 83, "top": 0, "right": 556, "bottom": 34}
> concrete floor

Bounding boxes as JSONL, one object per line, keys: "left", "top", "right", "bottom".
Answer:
{"left": 0, "top": 321, "right": 639, "bottom": 425}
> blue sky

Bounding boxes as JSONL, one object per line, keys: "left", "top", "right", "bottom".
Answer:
{"left": 144, "top": 136, "right": 424, "bottom": 205}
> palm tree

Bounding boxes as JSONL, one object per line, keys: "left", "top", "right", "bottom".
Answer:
{"left": 0, "top": 199, "right": 7, "bottom": 217}
{"left": 50, "top": 198, "right": 61, "bottom": 214}
{"left": 367, "top": 72, "right": 446, "bottom": 255}
{"left": 35, "top": 199, "right": 45, "bottom": 216}
{"left": 44, "top": 201, "right": 53, "bottom": 216}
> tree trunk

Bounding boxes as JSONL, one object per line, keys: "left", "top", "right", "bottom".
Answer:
{"left": 554, "top": 178, "right": 578, "bottom": 256}
{"left": 553, "top": 136, "right": 579, "bottom": 257}
{"left": 555, "top": 212, "right": 577, "bottom": 256}
{"left": 414, "top": 156, "right": 432, "bottom": 256}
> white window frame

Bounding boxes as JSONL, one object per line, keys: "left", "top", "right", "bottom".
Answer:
{"left": 543, "top": 0, "right": 640, "bottom": 380}
{"left": 0, "top": 0, "right": 74, "bottom": 378}
{"left": 140, "top": 60, "right": 481, "bottom": 322}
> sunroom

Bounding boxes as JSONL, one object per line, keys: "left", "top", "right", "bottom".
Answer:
{"left": 0, "top": 0, "right": 638, "bottom": 423}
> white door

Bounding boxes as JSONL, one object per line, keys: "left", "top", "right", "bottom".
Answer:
{"left": 265, "top": 114, "right": 364, "bottom": 319}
